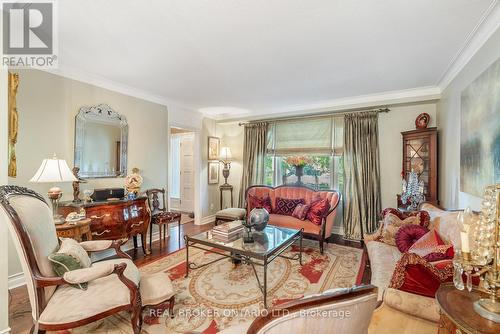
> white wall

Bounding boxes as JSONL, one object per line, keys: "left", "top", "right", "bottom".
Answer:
{"left": 378, "top": 103, "right": 437, "bottom": 209}
{"left": 7, "top": 69, "right": 169, "bottom": 278}
{"left": 217, "top": 122, "right": 244, "bottom": 206}
{"left": 437, "top": 27, "right": 500, "bottom": 210}
{"left": 0, "top": 69, "right": 11, "bottom": 333}
{"left": 200, "top": 118, "right": 220, "bottom": 219}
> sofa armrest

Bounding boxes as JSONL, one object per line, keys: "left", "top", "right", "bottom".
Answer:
{"left": 383, "top": 288, "right": 440, "bottom": 323}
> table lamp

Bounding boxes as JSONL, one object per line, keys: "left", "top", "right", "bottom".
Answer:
{"left": 219, "top": 147, "right": 232, "bottom": 186}
{"left": 30, "top": 154, "right": 77, "bottom": 224}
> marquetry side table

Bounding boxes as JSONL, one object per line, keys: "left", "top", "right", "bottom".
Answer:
{"left": 436, "top": 283, "right": 500, "bottom": 334}
{"left": 55, "top": 218, "right": 92, "bottom": 242}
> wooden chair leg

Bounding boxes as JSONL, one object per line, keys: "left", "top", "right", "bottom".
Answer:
{"left": 131, "top": 303, "right": 142, "bottom": 334}
{"left": 163, "top": 224, "right": 167, "bottom": 240}
{"left": 178, "top": 219, "right": 181, "bottom": 248}
{"left": 149, "top": 223, "right": 153, "bottom": 247}
{"left": 169, "top": 296, "right": 175, "bottom": 319}
{"left": 158, "top": 224, "right": 162, "bottom": 244}
{"left": 319, "top": 238, "right": 324, "bottom": 254}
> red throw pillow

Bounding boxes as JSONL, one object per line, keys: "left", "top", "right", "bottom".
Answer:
{"left": 292, "top": 204, "right": 310, "bottom": 220}
{"left": 380, "top": 208, "right": 430, "bottom": 228}
{"left": 274, "top": 197, "right": 305, "bottom": 216}
{"left": 395, "top": 224, "right": 429, "bottom": 252}
{"left": 408, "top": 229, "right": 452, "bottom": 258}
{"left": 306, "top": 198, "right": 330, "bottom": 225}
{"left": 247, "top": 193, "right": 272, "bottom": 214}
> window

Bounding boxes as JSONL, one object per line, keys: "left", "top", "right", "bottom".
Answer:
{"left": 265, "top": 116, "right": 344, "bottom": 191}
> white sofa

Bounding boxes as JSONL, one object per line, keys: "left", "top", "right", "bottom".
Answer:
{"left": 365, "top": 202, "right": 461, "bottom": 329}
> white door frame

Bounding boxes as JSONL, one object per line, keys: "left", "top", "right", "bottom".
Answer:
{"left": 168, "top": 123, "right": 202, "bottom": 225}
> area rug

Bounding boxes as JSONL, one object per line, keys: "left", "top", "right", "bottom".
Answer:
{"left": 61, "top": 240, "right": 365, "bottom": 334}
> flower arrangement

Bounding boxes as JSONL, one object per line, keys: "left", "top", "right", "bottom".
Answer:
{"left": 284, "top": 156, "right": 312, "bottom": 167}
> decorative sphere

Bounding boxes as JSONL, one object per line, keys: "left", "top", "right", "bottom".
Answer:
{"left": 249, "top": 207, "right": 269, "bottom": 231}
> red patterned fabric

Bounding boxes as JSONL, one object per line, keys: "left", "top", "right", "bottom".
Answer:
{"left": 292, "top": 203, "right": 310, "bottom": 220}
{"left": 380, "top": 208, "right": 430, "bottom": 228}
{"left": 274, "top": 197, "right": 305, "bottom": 216}
{"left": 390, "top": 253, "right": 454, "bottom": 298}
{"left": 395, "top": 224, "right": 429, "bottom": 252}
{"left": 306, "top": 198, "right": 330, "bottom": 226}
{"left": 408, "top": 229, "right": 452, "bottom": 258}
{"left": 247, "top": 193, "right": 273, "bottom": 214}
{"left": 152, "top": 211, "right": 181, "bottom": 224}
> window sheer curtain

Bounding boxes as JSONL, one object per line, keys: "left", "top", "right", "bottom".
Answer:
{"left": 343, "top": 111, "right": 381, "bottom": 240}
{"left": 238, "top": 122, "right": 268, "bottom": 207}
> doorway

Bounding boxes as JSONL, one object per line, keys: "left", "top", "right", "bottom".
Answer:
{"left": 170, "top": 127, "right": 195, "bottom": 215}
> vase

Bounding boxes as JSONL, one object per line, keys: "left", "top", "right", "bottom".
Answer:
{"left": 295, "top": 165, "right": 304, "bottom": 185}
{"left": 248, "top": 207, "right": 270, "bottom": 231}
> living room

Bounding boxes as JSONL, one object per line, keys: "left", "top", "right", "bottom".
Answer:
{"left": 0, "top": 1, "right": 499, "bottom": 333}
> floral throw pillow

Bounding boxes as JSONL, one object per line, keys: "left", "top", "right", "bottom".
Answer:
{"left": 381, "top": 208, "right": 431, "bottom": 228}
{"left": 247, "top": 193, "right": 273, "bottom": 214}
{"left": 292, "top": 204, "right": 310, "bottom": 220}
{"left": 274, "top": 197, "right": 305, "bottom": 216}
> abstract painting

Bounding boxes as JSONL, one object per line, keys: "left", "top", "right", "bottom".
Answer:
{"left": 460, "top": 57, "right": 500, "bottom": 197}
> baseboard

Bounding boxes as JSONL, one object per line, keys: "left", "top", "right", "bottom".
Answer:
{"left": 8, "top": 272, "right": 25, "bottom": 290}
{"left": 8, "top": 230, "right": 164, "bottom": 290}
{"left": 332, "top": 225, "right": 344, "bottom": 236}
{"left": 0, "top": 327, "right": 11, "bottom": 334}
{"left": 200, "top": 214, "right": 215, "bottom": 225}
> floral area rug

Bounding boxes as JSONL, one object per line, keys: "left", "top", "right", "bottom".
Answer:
{"left": 59, "top": 239, "right": 365, "bottom": 334}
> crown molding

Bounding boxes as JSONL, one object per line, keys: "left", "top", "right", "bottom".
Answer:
{"left": 437, "top": 0, "right": 500, "bottom": 91}
{"left": 41, "top": 66, "right": 196, "bottom": 112}
{"left": 214, "top": 86, "right": 441, "bottom": 122}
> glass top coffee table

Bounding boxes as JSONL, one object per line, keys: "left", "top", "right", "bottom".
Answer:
{"left": 184, "top": 225, "right": 303, "bottom": 308}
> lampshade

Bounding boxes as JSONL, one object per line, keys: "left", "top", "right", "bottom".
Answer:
{"left": 30, "top": 156, "right": 77, "bottom": 183}
{"left": 220, "top": 147, "right": 232, "bottom": 161}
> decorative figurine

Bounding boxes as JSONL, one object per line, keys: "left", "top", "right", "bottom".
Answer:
{"left": 72, "top": 166, "right": 87, "bottom": 202}
{"left": 125, "top": 167, "right": 143, "bottom": 195}
{"left": 415, "top": 113, "right": 430, "bottom": 129}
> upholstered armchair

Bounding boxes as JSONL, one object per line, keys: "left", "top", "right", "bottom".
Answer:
{"left": 219, "top": 285, "right": 378, "bottom": 334}
{"left": 0, "top": 186, "right": 142, "bottom": 334}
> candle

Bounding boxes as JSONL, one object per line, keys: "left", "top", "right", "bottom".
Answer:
{"left": 460, "top": 231, "right": 470, "bottom": 253}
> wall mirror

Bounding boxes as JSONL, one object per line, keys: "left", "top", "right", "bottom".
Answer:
{"left": 74, "top": 104, "right": 128, "bottom": 178}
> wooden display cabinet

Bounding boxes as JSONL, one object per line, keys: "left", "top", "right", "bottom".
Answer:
{"left": 401, "top": 127, "right": 438, "bottom": 205}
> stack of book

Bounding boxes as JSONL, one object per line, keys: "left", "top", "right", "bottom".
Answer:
{"left": 212, "top": 220, "right": 244, "bottom": 242}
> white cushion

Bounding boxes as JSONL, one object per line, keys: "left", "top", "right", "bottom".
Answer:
{"left": 39, "top": 258, "right": 140, "bottom": 325}
{"left": 216, "top": 208, "right": 246, "bottom": 219}
{"left": 141, "top": 272, "right": 175, "bottom": 306}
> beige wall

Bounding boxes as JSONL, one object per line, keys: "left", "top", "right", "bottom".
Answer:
{"left": 201, "top": 118, "right": 220, "bottom": 218}
{"left": 0, "top": 70, "right": 10, "bottom": 332}
{"left": 7, "top": 69, "right": 169, "bottom": 278}
{"left": 217, "top": 122, "right": 244, "bottom": 207}
{"left": 437, "top": 27, "right": 500, "bottom": 211}
{"left": 378, "top": 103, "right": 437, "bottom": 209}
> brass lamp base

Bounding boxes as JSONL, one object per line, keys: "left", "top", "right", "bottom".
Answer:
{"left": 474, "top": 299, "right": 500, "bottom": 323}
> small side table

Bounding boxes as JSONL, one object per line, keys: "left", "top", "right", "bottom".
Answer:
{"left": 219, "top": 184, "right": 233, "bottom": 209}
{"left": 56, "top": 218, "right": 92, "bottom": 242}
{"left": 436, "top": 283, "right": 500, "bottom": 334}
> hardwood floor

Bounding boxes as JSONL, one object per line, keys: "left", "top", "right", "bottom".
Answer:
{"left": 8, "top": 222, "right": 370, "bottom": 333}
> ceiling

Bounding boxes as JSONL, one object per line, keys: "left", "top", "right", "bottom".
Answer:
{"left": 53, "top": 0, "right": 497, "bottom": 120}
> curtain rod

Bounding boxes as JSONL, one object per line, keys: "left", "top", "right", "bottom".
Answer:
{"left": 238, "top": 107, "right": 390, "bottom": 126}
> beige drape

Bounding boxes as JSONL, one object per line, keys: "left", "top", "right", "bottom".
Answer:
{"left": 343, "top": 111, "right": 381, "bottom": 240}
{"left": 238, "top": 122, "right": 268, "bottom": 207}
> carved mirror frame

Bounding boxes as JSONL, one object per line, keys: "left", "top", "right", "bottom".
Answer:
{"left": 74, "top": 104, "right": 128, "bottom": 178}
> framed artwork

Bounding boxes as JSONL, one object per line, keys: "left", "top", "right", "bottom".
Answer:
{"left": 208, "top": 162, "right": 219, "bottom": 184}
{"left": 460, "top": 57, "right": 500, "bottom": 197}
{"left": 208, "top": 136, "right": 220, "bottom": 160}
